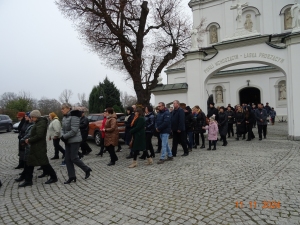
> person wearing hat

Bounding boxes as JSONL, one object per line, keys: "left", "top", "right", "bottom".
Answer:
{"left": 203, "top": 114, "right": 219, "bottom": 150}
{"left": 15, "top": 112, "right": 26, "bottom": 169}
{"left": 218, "top": 106, "right": 228, "bottom": 146}
{"left": 19, "top": 110, "right": 58, "bottom": 187}
{"left": 15, "top": 112, "right": 34, "bottom": 183}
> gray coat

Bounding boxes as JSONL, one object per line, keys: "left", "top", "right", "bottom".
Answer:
{"left": 61, "top": 110, "right": 82, "bottom": 143}
{"left": 20, "top": 123, "right": 34, "bottom": 161}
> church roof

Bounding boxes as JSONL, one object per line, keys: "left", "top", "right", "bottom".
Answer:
{"left": 166, "top": 58, "right": 185, "bottom": 70}
{"left": 151, "top": 83, "right": 188, "bottom": 92}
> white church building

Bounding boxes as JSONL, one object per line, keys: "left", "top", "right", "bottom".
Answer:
{"left": 152, "top": 0, "right": 300, "bottom": 140}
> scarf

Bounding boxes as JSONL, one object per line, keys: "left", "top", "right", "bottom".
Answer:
{"left": 131, "top": 115, "right": 139, "bottom": 127}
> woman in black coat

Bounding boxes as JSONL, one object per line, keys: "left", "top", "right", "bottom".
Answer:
{"left": 226, "top": 106, "right": 235, "bottom": 138}
{"left": 125, "top": 106, "right": 135, "bottom": 159}
{"left": 235, "top": 106, "right": 245, "bottom": 140}
{"left": 218, "top": 106, "right": 228, "bottom": 146}
{"left": 244, "top": 106, "right": 255, "bottom": 141}
{"left": 192, "top": 106, "right": 206, "bottom": 149}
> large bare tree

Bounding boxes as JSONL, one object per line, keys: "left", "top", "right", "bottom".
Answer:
{"left": 56, "top": 0, "right": 193, "bottom": 105}
{"left": 59, "top": 89, "right": 73, "bottom": 103}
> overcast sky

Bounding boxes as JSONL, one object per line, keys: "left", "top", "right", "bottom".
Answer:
{"left": 0, "top": 0, "right": 192, "bottom": 105}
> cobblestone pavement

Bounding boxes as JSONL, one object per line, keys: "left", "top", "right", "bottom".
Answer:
{"left": 1, "top": 123, "right": 300, "bottom": 225}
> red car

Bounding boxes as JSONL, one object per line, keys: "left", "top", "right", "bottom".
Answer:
{"left": 87, "top": 113, "right": 125, "bottom": 146}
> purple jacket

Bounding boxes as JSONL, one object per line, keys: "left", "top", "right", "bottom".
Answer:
{"left": 204, "top": 121, "right": 219, "bottom": 140}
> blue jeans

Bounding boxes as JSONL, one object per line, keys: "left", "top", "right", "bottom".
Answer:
{"left": 160, "top": 133, "right": 172, "bottom": 159}
{"left": 186, "top": 131, "right": 194, "bottom": 149}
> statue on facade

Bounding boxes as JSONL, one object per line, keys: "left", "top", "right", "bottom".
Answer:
{"left": 285, "top": 9, "right": 292, "bottom": 30}
{"left": 216, "top": 88, "right": 223, "bottom": 103}
{"left": 210, "top": 26, "right": 218, "bottom": 43}
{"left": 279, "top": 84, "right": 287, "bottom": 100}
{"left": 230, "top": 0, "right": 248, "bottom": 30}
{"left": 244, "top": 14, "right": 253, "bottom": 32}
{"left": 291, "top": 0, "right": 300, "bottom": 30}
{"left": 190, "top": 27, "right": 198, "bottom": 51}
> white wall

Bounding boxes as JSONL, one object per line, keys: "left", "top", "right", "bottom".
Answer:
{"left": 191, "top": 0, "right": 294, "bottom": 47}
{"left": 167, "top": 71, "right": 186, "bottom": 84}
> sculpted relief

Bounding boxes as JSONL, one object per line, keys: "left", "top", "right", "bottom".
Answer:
{"left": 244, "top": 14, "right": 253, "bottom": 32}
{"left": 216, "top": 87, "right": 223, "bottom": 103}
{"left": 285, "top": 9, "right": 292, "bottom": 30}
{"left": 279, "top": 82, "right": 287, "bottom": 100}
{"left": 209, "top": 26, "right": 218, "bottom": 44}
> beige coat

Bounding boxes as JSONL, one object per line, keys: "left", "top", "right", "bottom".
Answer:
{"left": 104, "top": 113, "right": 119, "bottom": 146}
{"left": 48, "top": 118, "right": 62, "bottom": 139}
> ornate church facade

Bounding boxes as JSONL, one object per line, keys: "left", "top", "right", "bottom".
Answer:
{"left": 152, "top": 0, "right": 300, "bottom": 140}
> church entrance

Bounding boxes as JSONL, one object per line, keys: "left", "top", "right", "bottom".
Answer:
{"left": 239, "top": 87, "right": 261, "bottom": 105}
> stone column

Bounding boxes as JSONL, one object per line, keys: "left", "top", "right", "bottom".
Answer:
{"left": 286, "top": 32, "right": 300, "bottom": 140}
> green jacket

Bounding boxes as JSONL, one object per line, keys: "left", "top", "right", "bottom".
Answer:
{"left": 27, "top": 117, "right": 49, "bottom": 166}
{"left": 130, "top": 117, "right": 146, "bottom": 151}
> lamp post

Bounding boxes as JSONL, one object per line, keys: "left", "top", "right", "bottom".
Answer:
{"left": 99, "top": 95, "right": 104, "bottom": 112}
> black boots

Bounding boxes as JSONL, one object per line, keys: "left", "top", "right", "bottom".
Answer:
{"left": 64, "top": 177, "right": 76, "bottom": 184}
{"left": 85, "top": 168, "right": 92, "bottom": 179}
{"left": 18, "top": 181, "right": 33, "bottom": 187}
{"left": 15, "top": 160, "right": 24, "bottom": 169}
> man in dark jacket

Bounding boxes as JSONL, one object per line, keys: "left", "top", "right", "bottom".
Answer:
{"left": 155, "top": 102, "right": 173, "bottom": 164}
{"left": 255, "top": 103, "right": 268, "bottom": 140}
{"left": 80, "top": 112, "right": 92, "bottom": 155}
{"left": 184, "top": 106, "right": 194, "bottom": 151}
{"left": 171, "top": 100, "right": 189, "bottom": 157}
{"left": 207, "top": 103, "right": 219, "bottom": 121}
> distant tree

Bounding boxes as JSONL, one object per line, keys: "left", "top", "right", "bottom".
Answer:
{"left": 120, "top": 91, "right": 137, "bottom": 108}
{"left": 77, "top": 93, "right": 89, "bottom": 108}
{"left": 38, "top": 98, "right": 62, "bottom": 116}
{"left": 59, "top": 89, "right": 73, "bottom": 103}
{"left": 88, "top": 77, "right": 124, "bottom": 113}
{"left": 56, "top": 0, "right": 195, "bottom": 106}
{"left": 0, "top": 92, "right": 18, "bottom": 109}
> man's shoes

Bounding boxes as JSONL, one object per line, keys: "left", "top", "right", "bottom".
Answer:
{"left": 38, "top": 173, "right": 48, "bottom": 178}
{"left": 60, "top": 161, "right": 66, "bottom": 166}
{"left": 15, "top": 177, "right": 25, "bottom": 182}
{"left": 50, "top": 156, "right": 59, "bottom": 160}
{"left": 166, "top": 156, "right": 173, "bottom": 161}
{"left": 116, "top": 148, "right": 122, "bottom": 152}
{"left": 200, "top": 145, "right": 205, "bottom": 149}
{"left": 96, "top": 152, "right": 103, "bottom": 157}
{"left": 86, "top": 149, "right": 92, "bottom": 155}
{"left": 18, "top": 181, "right": 33, "bottom": 187}
{"left": 85, "top": 168, "right": 92, "bottom": 179}
{"left": 157, "top": 159, "right": 165, "bottom": 164}
{"left": 181, "top": 153, "right": 189, "bottom": 156}
{"left": 107, "top": 162, "right": 115, "bottom": 166}
{"left": 188, "top": 148, "right": 192, "bottom": 152}
{"left": 207, "top": 148, "right": 211, "bottom": 151}
{"left": 45, "top": 178, "right": 58, "bottom": 184}
{"left": 212, "top": 147, "right": 216, "bottom": 150}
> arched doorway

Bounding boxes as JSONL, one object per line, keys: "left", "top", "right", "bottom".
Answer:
{"left": 239, "top": 87, "right": 261, "bottom": 105}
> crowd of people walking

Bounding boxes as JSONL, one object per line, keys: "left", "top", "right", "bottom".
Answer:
{"left": 9, "top": 99, "right": 276, "bottom": 187}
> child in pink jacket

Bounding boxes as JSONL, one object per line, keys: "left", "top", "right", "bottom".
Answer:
{"left": 203, "top": 114, "right": 219, "bottom": 150}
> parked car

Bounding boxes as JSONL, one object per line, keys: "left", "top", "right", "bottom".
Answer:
{"left": 0, "top": 115, "right": 13, "bottom": 132}
{"left": 87, "top": 113, "right": 125, "bottom": 146}
{"left": 13, "top": 121, "right": 20, "bottom": 133}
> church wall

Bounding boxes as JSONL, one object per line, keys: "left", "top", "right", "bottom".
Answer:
{"left": 192, "top": 0, "right": 295, "bottom": 47}
{"left": 166, "top": 71, "right": 186, "bottom": 84}
{"left": 206, "top": 71, "right": 287, "bottom": 117}
{"left": 154, "top": 92, "right": 187, "bottom": 108}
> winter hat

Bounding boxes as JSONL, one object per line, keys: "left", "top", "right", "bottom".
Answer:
{"left": 25, "top": 111, "right": 31, "bottom": 118}
{"left": 30, "top": 110, "right": 41, "bottom": 118}
{"left": 209, "top": 114, "right": 216, "bottom": 121}
{"left": 49, "top": 112, "right": 57, "bottom": 119}
{"left": 17, "top": 112, "right": 25, "bottom": 118}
